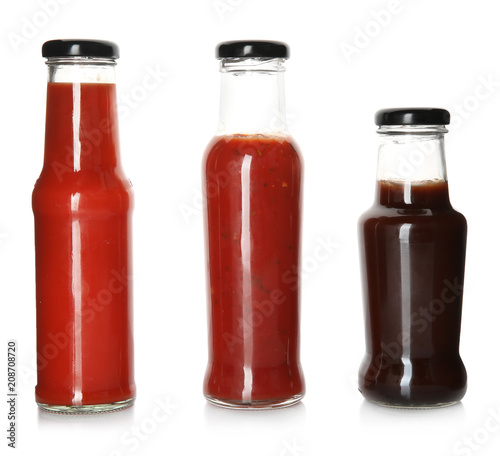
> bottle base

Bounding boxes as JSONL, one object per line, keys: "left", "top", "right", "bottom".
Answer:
{"left": 205, "top": 393, "right": 304, "bottom": 410}
{"left": 364, "top": 397, "right": 460, "bottom": 410}
{"left": 37, "top": 397, "right": 135, "bottom": 414}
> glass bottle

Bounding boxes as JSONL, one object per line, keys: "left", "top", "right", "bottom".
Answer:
{"left": 358, "top": 108, "right": 467, "bottom": 408}
{"left": 202, "top": 41, "right": 305, "bottom": 409}
{"left": 33, "top": 39, "right": 135, "bottom": 413}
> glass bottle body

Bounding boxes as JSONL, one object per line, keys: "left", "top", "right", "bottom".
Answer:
{"left": 32, "top": 57, "right": 135, "bottom": 413}
{"left": 203, "top": 57, "right": 305, "bottom": 408}
{"left": 358, "top": 125, "right": 467, "bottom": 408}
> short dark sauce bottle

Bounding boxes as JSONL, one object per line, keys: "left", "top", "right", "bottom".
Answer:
{"left": 358, "top": 108, "right": 467, "bottom": 408}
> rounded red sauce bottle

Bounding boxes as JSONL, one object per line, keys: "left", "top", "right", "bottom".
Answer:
{"left": 358, "top": 108, "right": 467, "bottom": 408}
{"left": 202, "top": 41, "right": 305, "bottom": 409}
{"left": 33, "top": 40, "right": 135, "bottom": 413}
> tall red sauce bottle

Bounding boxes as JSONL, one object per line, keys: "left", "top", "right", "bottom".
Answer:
{"left": 202, "top": 41, "right": 305, "bottom": 409}
{"left": 359, "top": 108, "right": 467, "bottom": 408}
{"left": 33, "top": 40, "right": 135, "bottom": 413}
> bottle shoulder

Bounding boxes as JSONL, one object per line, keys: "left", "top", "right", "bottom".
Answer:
{"left": 203, "top": 134, "right": 302, "bottom": 169}
{"left": 33, "top": 170, "right": 133, "bottom": 214}
{"left": 359, "top": 204, "right": 467, "bottom": 230}
{"left": 34, "top": 166, "right": 131, "bottom": 188}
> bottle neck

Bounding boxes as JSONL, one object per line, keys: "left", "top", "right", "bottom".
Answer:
{"left": 217, "top": 57, "right": 288, "bottom": 136}
{"left": 375, "top": 125, "right": 451, "bottom": 207}
{"left": 43, "top": 57, "right": 121, "bottom": 176}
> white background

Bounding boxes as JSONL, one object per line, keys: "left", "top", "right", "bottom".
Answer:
{"left": 1, "top": 0, "right": 500, "bottom": 455}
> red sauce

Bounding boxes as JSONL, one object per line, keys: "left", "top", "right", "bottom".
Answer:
{"left": 203, "top": 135, "right": 305, "bottom": 406}
{"left": 33, "top": 82, "right": 135, "bottom": 407}
{"left": 359, "top": 180, "right": 467, "bottom": 407}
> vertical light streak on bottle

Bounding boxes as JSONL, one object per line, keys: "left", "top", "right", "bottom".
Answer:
{"left": 72, "top": 82, "right": 81, "bottom": 172}
{"left": 71, "top": 192, "right": 83, "bottom": 406}
{"left": 399, "top": 223, "right": 412, "bottom": 398}
{"left": 240, "top": 154, "right": 253, "bottom": 402}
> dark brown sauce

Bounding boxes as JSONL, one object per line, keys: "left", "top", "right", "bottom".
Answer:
{"left": 358, "top": 180, "right": 467, "bottom": 407}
